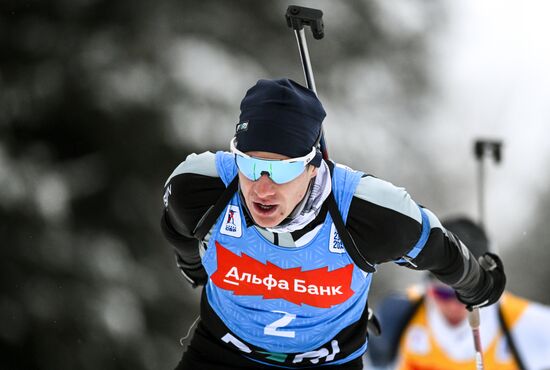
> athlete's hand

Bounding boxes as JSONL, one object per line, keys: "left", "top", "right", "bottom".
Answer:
{"left": 456, "top": 252, "right": 506, "bottom": 311}
{"left": 176, "top": 254, "right": 207, "bottom": 287}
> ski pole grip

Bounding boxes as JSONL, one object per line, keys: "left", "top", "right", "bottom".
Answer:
{"left": 286, "top": 5, "right": 324, "bottom": 39}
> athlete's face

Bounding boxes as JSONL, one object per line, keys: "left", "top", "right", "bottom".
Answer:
{"left": 238, "top": 151, "right": 317, "bottom": 228}
{"left": 428, "top": 283, "right": 468, "bottom": 326}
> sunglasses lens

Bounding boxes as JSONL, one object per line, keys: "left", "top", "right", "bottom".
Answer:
{"left": 235, "top": 155, "right": 262, "bottom": 181}
{"left": 432, "top": 286, "right": 456, "bottom": 301}
{"left": 235, "top": 155, "right": 306, "bottom": 184}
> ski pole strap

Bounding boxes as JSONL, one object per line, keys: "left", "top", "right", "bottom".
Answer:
{"left": 193, "top": 175, "right": 239, "bottom": 241}
{"left": 497, "top": 304, "right": 527, "bottom": 370}
{"left": 326, "top": 192, "right": 376, "bottom": 273}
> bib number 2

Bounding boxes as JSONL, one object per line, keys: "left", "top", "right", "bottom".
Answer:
{"left": 264, "top": 310, "right": 296, "bottom": 338}
{"left": 222, "top": 310, "right": 341, "bottom": 366}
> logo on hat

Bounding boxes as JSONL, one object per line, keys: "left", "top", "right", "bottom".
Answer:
{"left": 236, "top": 121, "right": 249, "bottom": 133}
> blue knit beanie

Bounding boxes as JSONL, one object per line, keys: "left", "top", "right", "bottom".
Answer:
{"left": 235, "top": 78, "right": 326, "bottom": 167}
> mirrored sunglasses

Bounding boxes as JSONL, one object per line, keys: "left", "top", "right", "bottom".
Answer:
{"left": 230, "top": 137, "right": 316, "bottom": 184}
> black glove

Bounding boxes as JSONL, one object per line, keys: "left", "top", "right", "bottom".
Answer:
{"left": 456, "top": 252, "right": 506, "bottom": 310}
{"left": 175, "top": 254, "right": 207, "bottom": 288}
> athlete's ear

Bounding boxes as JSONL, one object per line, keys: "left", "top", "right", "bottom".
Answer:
{"left": 308, "top": 165, "right": 318, "bottom": 179}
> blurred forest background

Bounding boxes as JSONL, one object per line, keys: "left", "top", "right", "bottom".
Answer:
{"left": 2, "top": 0, "right": 550, "bottom": 369}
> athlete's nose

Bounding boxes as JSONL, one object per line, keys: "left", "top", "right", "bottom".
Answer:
{"left": 253, "top": 173, "right": 276, "bottom": 197}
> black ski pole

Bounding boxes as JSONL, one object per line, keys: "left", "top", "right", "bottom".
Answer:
{"left": 285, "top": 5, "right": 329, "bottom": 160}
{"left": 474, "top": 139, "right": 503, "bottom": 228}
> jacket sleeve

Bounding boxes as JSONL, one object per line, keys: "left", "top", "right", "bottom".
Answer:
{"left": 160, "top": 152, "right": 225, "bottom": 285}
{"left": 346, "top": 175, "right": 496, "bottom": 301}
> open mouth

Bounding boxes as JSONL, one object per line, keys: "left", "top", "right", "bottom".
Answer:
{"left": 253, "top": 202, "right": 277, "bottom": 215}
